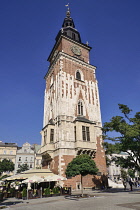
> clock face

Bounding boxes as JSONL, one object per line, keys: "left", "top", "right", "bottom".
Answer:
{"left": 71, "top": 45, "right": 81, "bottom": 56}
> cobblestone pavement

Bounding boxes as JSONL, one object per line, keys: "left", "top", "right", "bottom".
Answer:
{"left": 1, "top": 189, "right": 140, "bottom": 210}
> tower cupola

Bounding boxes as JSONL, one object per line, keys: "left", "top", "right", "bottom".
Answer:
{"left": 55, "top": 7, "right": 81, "bottom": 43}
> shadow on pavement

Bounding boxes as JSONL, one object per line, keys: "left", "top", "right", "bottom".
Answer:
{"left": 95, "top": 188, "right": 140, "bottom": 194}
{"left": 0, "top": 199, "right": 23, "bottom": 207}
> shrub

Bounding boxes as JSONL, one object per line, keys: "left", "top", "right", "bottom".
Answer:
{"left": 52, "top": 187, "right": 60, "bottom": 194}
{"left": 22, "top": 188, "right": 27, "bottom": 198}
{"left": 9, "top": 188, "right": 15, "bottom": 194}
{"left": 44, "top": 188, "right": 50, "bottom": 195}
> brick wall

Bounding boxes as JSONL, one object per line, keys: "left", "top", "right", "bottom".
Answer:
{"left": 94, "top": 136, "right": 107, "bottom": 174}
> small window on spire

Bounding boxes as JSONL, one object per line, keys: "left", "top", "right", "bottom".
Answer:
{"left": 72, "top": 33, "right": 76, "bottom": 40}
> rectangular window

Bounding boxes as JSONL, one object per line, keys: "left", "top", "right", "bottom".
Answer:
{"left": 74, "top": 126, "right": 76, "bottom": 142}
{"left": 19, "top": 157, "right": 21, "bottom": 161}
{"left": 44, "top": 130, "right": 47, "bottom": 145}
{"left": 82, "top": 126, "right": 86, "bottom": 141}
{"left": 86, "top": 127, "right": 90, "bottom": 141}
{"left": 78, "top": 101, "right": 83, "bottom": 115}
{"left": 3, "top": 150, "right": 6, "bottom": 154}
{"left": 25, "top": 157, "right": 28, "bottom": 161}
{"left": 36, "top": 160, "right": 39, "bottom": 165}
{"left": 78, "top": 103, "right": 81, "bottom": 115}
{"left": 30, "top": 164, "right": 32, "bottom": 168}
{"left": 50, "top": 129, "right": 54, "bottom": 143}
{"left": 82, "top": 126, "right": 90, "bottom": 141}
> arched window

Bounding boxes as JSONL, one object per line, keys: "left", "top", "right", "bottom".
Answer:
{"left": 78, "top": 101, "right": 83, "bottom": 115}
{"left": 76, "top": 71, "right": 81, "bottom": 80}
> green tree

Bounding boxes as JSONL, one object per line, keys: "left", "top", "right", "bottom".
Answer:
{"left": 65, "top": 154, "right": 98, "bottom": 196}
{"left": 0, "top": 159, "right": 14, "bottom": 176}
{"left": 120, "top": 169, "right": 127, "bottom": 180}
{"left": 103, "top": 142, "right": 121, "bottom": 166}
{"left": 103, "top": 104, "right": 140, "bottom": 172}
{"left": 128, "top": 169, "right": 135, "bottom": 179}
{"left": 17, "top": 164, "right": 29, "bottom": 173}
{"left": 42, "top": 152, "right": 52, "bottom": 167}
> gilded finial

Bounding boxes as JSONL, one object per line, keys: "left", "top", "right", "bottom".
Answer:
{"left": 65, "top": 3, "right": 70, "bottom": 18}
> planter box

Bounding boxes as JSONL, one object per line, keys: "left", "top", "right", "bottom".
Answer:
{"left": 52, "top": 193, "right": 60, "bottom": 197}
{"left": 0, "top": 193, "right": 3, "bottom": 201}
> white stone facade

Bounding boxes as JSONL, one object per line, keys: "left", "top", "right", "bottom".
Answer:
{"left": 39, "top": 38, "right": 102, "bottom": 163}
{"left": 14, "top": 142, "right": 35, "bottom": 174}
{"left": 107, "top": 152, "right": 128, "bottom": 181}
{"left": 38, "top": 11, "right": 107, "bottom": 181}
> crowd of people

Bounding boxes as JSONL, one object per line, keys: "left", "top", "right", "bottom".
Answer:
{"left": 122, "top": 178, "right": 140, "bottom": 191}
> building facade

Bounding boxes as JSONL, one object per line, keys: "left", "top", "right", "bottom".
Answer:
{"left": 14, "top": 142, "right": 35, "bottom": 174}
{"left": 33, "top": 144, "right": 42, "bottom": 169}
{"left": 0, "top": 141, "right": 17, "bottom": 175}
{"left": 107, "top": 152, "right": 139, "bottom": 182}
{"left": 39, "top": 8, "right": 107, "bottom": 189}
{"left": 107, "top": 152, "right": 128, "bottom": 181}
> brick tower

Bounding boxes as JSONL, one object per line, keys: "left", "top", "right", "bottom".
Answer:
{"left": 39, "top": 8, "right": 107, "bottom": 189}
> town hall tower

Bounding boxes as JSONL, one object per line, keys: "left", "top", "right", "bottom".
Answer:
{"left": 39, "top": 8, "right": 107, "bottom": 189}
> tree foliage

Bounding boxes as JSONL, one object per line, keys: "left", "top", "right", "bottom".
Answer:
{"left": 66, "top": 154, "right": 98, "bottom": 177}
{"left": 66, "top": 154, "right": 98, "bottom": 196}
{"left": 0, "top": 159, "right": 14, "bottom": 175}
{"left": 103, "top": 104, "right": 140, "bottom": 172}
{"left": 120, "top": 169, "right": 127, "bottom": 180}
{"left": 42, "top": 152, "right": 52, "bottom": 167}
{"left": 128, "top": 169, "right": 135, "bottom": 179}
{"left": 17, "top": 164, "right": 29, "bottom": 173}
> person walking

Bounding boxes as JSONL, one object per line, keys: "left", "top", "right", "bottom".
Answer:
{"left": 122, "top": 179, "right": 127, "bottom": 190}
{"left": 129, "top": 178, "right": 133, "bottom": 191}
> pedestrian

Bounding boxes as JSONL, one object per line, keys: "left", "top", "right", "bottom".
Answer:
{"left": 122, "top": 179, "right": 127, "bottom": 190}
{"left": 129, "top": 179, "right": 133, "bottom": 191}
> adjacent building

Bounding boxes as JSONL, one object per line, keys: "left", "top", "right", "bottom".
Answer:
{"left": 0, "top": 141, "right": 42, "bottom": 175}
{"left": 0, "top": 141, "right": 18, "bottom": 175}
{"left": 33, "top": 144, "right": 42, "bottom": 169}
{"left": 14, "top": 142, "right": 35, "bottom": 174}
{"left": 107, "top": 152, "right": 139, "bottom": 181}
{"left": 107, "top": 152, "right": 128, "bottom": 181}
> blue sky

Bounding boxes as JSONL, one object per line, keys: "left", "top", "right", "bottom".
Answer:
{"left": 0, "top": 0, "right": 140, "bottom": 146}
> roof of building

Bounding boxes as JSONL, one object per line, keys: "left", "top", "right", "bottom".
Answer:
{"left": 74, "top": 116, "right": 96, "bottom": 124}
{"left": 0, "top": 142, "right": 17, "bottom": 147}
{"left": 119, "top": 151, "right": 128, "bottom": 155}
{"left": 33, "top": 144, "right": 41, "bottom": 153}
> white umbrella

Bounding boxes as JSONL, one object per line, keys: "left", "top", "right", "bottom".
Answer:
{"left": 3, "top": 174, "right": 28, "bottom": 181}
{"left": 22, "top": 175, "right": 44, "bottom": 183}
{"left": 44, "top": 174, "right": 67, "bottom": 182}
